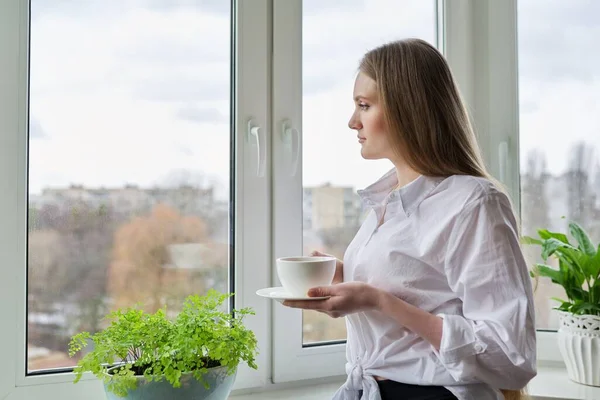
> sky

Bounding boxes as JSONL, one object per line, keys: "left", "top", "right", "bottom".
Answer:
{"left": 27, "top": 0, "right": 600, "bottom": 198}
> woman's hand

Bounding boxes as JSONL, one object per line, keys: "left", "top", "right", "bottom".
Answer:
{"left": 282, "top": 282, "right": 382, "bottom": 318}
{"left": 311, "top": 250, "right": 344, "bottom": 284}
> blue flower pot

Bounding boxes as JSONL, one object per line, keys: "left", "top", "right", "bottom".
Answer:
{"left": 103, "top": 365, "right": 237, "bottom": 400}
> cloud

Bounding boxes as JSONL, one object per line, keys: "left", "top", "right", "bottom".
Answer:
{"left": 176, "top": 106, "right": 227, "bottom": 124}
{"left": 132, "top": 76, "right": 228, "bottom": 103}
{"left": 175, "top": 144, "right": 194, "bottom": 157}
{"left": 304, "top": 73, "right": 345, "bottom": 96}
{"left": 26, "top": 0, "right": 600, "bottom": 196}
{"left": 116, "top": 36, "right": 229, "bottom": 65}
{"left": 516, "top": 0, "right": 600, "bottom": 177}
{"left": 517, "top": 0, "right": 600, "bottom": 83}
{"left": 303, "top": 0, "right": 366, "bottom": 16}
{"left": 30, "top": 0, "right": 114, "bottom": 20}
{"left": 143, "top": 0, "right": 229, "bottom": 16}
{"left": 31, "top": 0, "right": 230, "bottom": 20}
{"left": 301, "top": 0, "right": 436, "bottom": 96}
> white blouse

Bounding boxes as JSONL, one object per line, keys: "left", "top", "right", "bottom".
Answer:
{"left": 332, "top": 169, "right": 537, "bottom": 400}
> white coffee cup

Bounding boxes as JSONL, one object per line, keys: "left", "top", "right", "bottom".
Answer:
{"left": 276, "top": 256, "right": 336, "bottom": 297}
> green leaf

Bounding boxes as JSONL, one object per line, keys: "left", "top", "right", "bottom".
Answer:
{"left": 533, "top": 264, "right": 564, "bottom": 286}
{"left": 581, "top": 253, "right": 600, "bottom": 283}
{"left": 591, "top": 250, "right": 600, "bottom": 281}
{"left": 541, "top": 238, "right": 577, "bottom": 261}
{"left": 522, "top": 236, "right": 543, "bottom": 246}
{"left": 569, "top": 222, "right": 596, "bottom": 256}
{"left": 538, "top": 229, "right": 570, "bottom": 244}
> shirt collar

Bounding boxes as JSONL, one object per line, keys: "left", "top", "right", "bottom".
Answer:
{"left": 357, "top": 168, "right": 444, "bottom": 216}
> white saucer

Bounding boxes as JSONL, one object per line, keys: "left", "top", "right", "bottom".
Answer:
{"left": 256, "top": 287, "right": 330, "bottom": 302}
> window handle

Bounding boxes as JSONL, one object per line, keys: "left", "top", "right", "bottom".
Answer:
{"left": 282, "top": 120, "right": 300, "bottom": 177}
{"left": 247, "top": 119, "right": 266, "bottom": 177}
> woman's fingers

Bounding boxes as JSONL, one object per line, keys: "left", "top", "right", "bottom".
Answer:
{"left": 282, "top": 299, "right": 329, "bottom": 310}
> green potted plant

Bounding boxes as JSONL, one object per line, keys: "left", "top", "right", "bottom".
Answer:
{"left": 524, "top": 221, "right": 600, "bottom": 386}
{"left": 68, "top": 289, "right": 258, "bottom": 399}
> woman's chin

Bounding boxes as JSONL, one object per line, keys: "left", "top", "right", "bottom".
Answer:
{"left": 360, "top": 148, "right": 381, "bottom": 160}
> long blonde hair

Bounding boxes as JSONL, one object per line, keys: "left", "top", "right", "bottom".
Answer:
{"left": 360, "top": 38, "right": 528, "bottom": 400}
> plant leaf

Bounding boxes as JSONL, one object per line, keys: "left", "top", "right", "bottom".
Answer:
{"left": 569, "top": 222, "right": 596, "bottom": 256}
{"left": 591, "top": 248, "right": 600, "bottom": 282}
{"left": 541, "top": 238, "right": 577, "bottom": 261}
{"left": 538, "top": 229, "right": 570, "bottom": 244}
{"left": 533, "top": 264, "right": 564, "bottom": 286}
{"left": 521, "top": 236, "right": 543, "bottom": 246}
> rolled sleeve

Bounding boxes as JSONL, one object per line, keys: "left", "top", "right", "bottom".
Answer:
{"left": 436, "top": 314, "right": 487, "bottom": 365}
{"left": 434, "top": 191, "right": 537, "bottom": 390}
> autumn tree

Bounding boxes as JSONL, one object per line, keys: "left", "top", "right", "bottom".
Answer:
{"left": 108, "top": 203, "right": 221, "bottom": 313}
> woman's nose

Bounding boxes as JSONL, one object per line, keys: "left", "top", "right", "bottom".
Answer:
{"left": 348, "top": 114, "right": 361, "bottom": 130}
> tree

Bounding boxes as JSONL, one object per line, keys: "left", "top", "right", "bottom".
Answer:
{"left": 28, "top": 229, "right": 68, "bottom": 312}
{"left": 152, "top": 169, "right": 226, "bottom": 240}
{"left": 567, "top": 142, "right": 595, "bottom": 224}
{"left": 59, "top": 201, "right": 117, "bottom": 333}
{"left": 521, "top": 149, "right": 550, "bottom": 237}
{"left": 28, "top": 201, "right": 118, "bottom": 355}
{"left": 108, "top": 203, "right": 214, "bottom": 312}
{"left": 520, "top": 150, "right": 557, "bottom": 329}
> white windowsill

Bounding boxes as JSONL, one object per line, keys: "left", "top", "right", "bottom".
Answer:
{"left": 230, "top": 364, "right": 600, "bottom": 400}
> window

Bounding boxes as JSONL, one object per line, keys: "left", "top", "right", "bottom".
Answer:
{"left": 300, "top": 0, "right": 438, "bottom": 345}
{"left": 27, "top": 0, "right": 232, "bottom": 373}
{"left": 1, "top": 0, "right": 270, "bottom": 397}
{"left": 2, "top": 1, "right": 569, "bottom": 398}
{"left": 517, "top": 0, "right": 600, "bottom": 331}
{"left": 271, "top": 0, "right": 439, "bottom": 382}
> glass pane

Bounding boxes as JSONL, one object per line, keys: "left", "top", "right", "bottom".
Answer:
{"left": 302, "top": 0, "right": 437, "bottom": 345}
{"left": 518, "top": 0, "right": 600, "bottom": 330}
{"left": 27, "top": 1, "right": 232, "bottom": 372}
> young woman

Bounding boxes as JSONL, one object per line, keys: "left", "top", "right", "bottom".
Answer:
{"left": 283, "top": 39, "right": 536, "bottom": 400}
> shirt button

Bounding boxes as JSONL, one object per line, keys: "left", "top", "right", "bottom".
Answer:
{"left": 474, "top": 343, "right": 484, "bottom": 352}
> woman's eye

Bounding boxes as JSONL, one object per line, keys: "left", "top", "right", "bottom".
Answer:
{"left": 358, "top": 102, "right": 370, "bottom": 110}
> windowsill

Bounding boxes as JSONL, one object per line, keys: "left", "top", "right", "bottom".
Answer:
{"left": 230, "top": 364, "right": 600, "bottom": 400}
{"left": 526, "top": 363, "right": 600, "bottom": 400}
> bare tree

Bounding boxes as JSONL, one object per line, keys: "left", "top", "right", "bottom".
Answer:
{"left": 567, "top": 142, "right": 595, "bottom": 224}
{"left": 521, "top": 149, "right": 550, "bottom": 237}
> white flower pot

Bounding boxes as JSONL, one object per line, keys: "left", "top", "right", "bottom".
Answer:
{"left": 557, "top": 312, "right": 600, "bottom": 387}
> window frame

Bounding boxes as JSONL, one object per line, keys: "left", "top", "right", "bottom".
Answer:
{"left": 0, "top": 0, "right": 563, "bottom": 398}
{"left": 270, "top": 0, "right": 347, "bottom": 383}
{"left": 0, "top": 0, "right": 273, "bottom": 397}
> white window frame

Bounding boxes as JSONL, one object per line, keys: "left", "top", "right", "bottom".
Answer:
{"left": 0, "top": 0, "right": 273, "bottom": 398}
{"left": 270, "top": 0, "right": 346, "bottom": 383}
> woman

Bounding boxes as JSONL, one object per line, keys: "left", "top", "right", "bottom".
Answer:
{"left": 283, "top": 39, "right": 536, "bottom": 400}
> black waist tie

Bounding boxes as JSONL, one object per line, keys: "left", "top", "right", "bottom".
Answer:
{"left": 358, "top": 380, "right": 458, "bottom": 400}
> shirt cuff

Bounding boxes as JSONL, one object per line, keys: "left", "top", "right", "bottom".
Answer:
{"left": 435, "top": 313, "right": 487, "bottom": 364}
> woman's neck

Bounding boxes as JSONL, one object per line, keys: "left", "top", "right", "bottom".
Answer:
{"left": 393, "top": 163, "right": 421, "bottom": 189}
